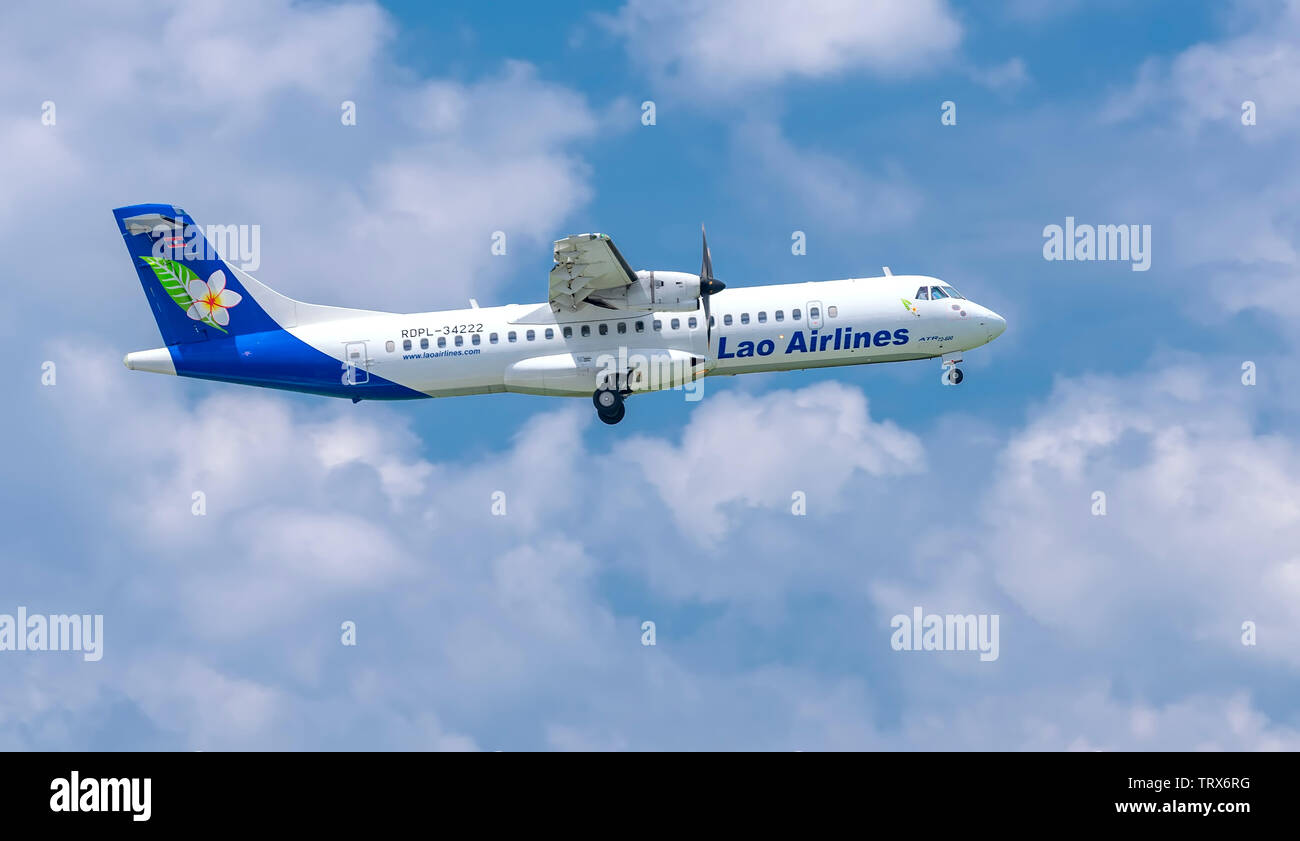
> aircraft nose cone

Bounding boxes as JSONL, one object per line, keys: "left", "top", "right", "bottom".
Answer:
{"left": 986, "top": 311, "right": 1006, "bottom": 341}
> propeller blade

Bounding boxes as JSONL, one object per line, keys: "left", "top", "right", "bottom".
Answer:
{"left": 699, "top": 225, "right": 726, "bottom": 343}
{"left": 701, "top": 225, "right": 713, "bottom": 281}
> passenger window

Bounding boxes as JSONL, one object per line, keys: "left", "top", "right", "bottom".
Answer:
{"left": 654, "top": 320, "right": 662, "bottom": 330}
{"left": 489, "top": 333, "right": 498, "bottom": 344}
{"left": 599, "top": 323, "right": 608, "bottom": 335}
{"left": 526, "top": 329, "right": 535, "bottom": 341}
{"left": 438, "top": 337, "right": 446, "bottom": 348}
{"left": 930, "top": 286, "right": 948, "bottom": 299}
{"left": 671, "top": 318, "right": 680, "bottom": 330}
{"left": 472, "top": 333, "right": 480, "bottom": 345}
{"left": 915, "top": 287, "right": 929, "bottom": 301}
{"left": 793, "top": 308, "right": 801, "bottom": 320}
{"left": 809, "top": 307, "right": 819, "bottom": 319}
{"left": 688, "top": 316, "right": 697, "bottom": 328}
{"left": 724, "top": 314, "right": 733, "bottom": 326}
{"left": 775, "top": 310, "right": 784, "bottom": 322}
{"left": 828, "top": 306, "right": 838, "bottom": 318}
{"left": 757, "top": 312, "right": 767, "bottom": 323}
{"left": 709, "top": 316, "right": 715, "bottom": 327}
{"left": 563, "top": 326, "right": 573, "bottom": 338}
{"left": 740, "top": 313, "right": 750, "bottom": 324}
{"left": 402, "top": 339, "right": 412, "bottom": 351}
{"left": 508, "top": 331, "right": 517, "bottom": 342}
{"left": 635, "top": 321, "right": 645, "bottom": 333}
{"left": 545, "top": 328, "right": 554, "bottom": 339}
{"left": 386, "top": 340, "right": 395, "bottom": 352}
{"left": 617, "top": 322, "right": 627, "bottom": 334}
{"left": 420, "top": 338, "right": 429, "bottom": 350}
{"left": 454, "top": 335, "right": 463, "bottom": 346}
{"left": 581, "top": 325, "right": 591, "bottom": 337}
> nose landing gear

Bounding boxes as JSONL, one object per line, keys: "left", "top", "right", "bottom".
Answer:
{"left": 941, "top": 353, "right": 964, "bottom": 386}
{"left": 593, "top": 385, "right": 626, "bottom": 424}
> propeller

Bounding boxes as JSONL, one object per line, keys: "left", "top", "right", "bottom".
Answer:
{"left": 700, "top": 225, "right": 726, "bottom": 343}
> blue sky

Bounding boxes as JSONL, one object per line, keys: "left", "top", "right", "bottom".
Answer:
{"left": 2, "top": 0, "right": 1299, "bottom": 749}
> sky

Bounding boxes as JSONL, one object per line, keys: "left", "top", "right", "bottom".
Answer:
{"left": 1, "top": 0, "right": 1299, "bottom": 750}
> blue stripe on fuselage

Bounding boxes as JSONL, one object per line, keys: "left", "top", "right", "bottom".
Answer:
{"left": 168, "top": 328, "right": 425, "bottom": 400}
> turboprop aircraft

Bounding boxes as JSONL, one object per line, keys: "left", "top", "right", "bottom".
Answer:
{"left": 115, "top": 204, "right": 1006, "bottom": 424}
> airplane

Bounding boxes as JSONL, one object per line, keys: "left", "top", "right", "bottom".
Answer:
{"left": 115, "top": 204, "right": 1006, "bottom": 424}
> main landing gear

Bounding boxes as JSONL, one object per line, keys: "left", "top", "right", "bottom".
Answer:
{"left": 593, "top": 385, "right": 626, "bottom": 425}
{"left": 946, "top": 367, "right": 964, "bottom": 385}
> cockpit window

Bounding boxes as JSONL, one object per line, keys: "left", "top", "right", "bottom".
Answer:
{"left": 914, "top": 286, "right": 929, "bottom": 301}
{"left": 930, "top": 286, "right": 949, "bottom": 299}
{"left": 942, "top": 285, "right": 964, "bottom": 299}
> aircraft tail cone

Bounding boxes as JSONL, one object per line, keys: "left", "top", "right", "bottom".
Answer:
{"left": 124, "top": 347, "right": 177, "bottom": 376}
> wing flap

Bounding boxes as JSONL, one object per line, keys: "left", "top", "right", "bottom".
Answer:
{"left": 548, "top": 233, "right": 638, "bottom": 311}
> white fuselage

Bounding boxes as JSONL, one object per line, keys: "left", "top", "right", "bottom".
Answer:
{"left": 282, "top": 274, "right": 1004, "bottom": 398}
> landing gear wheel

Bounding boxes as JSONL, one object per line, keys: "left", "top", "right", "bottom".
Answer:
{"left": 947, "top": 367, "right": 964, "bottom": 385}
{"left": 593, "top": 386, "right": 625, "bottom": 424}
{"left": 593, "top": 386, "right": 621, "bottom": 412}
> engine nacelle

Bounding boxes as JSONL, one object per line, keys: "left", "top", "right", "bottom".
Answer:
{"left": 621, "top": 270, "right": 700, "bottom": 313}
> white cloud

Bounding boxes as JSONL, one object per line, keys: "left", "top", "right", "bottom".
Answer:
{"left": 0, "top": 2, "right": 607, "bottom": 319}
{"left": 980, "top": 365, "right": 1300, "bottom": 663}
{"left": 545, "top": 723, "right": 630, "bottom": 751}
{"left": 0, "top": 0, "right": 390, "bottom": 124}
{"left": 891, "top": 685, "right": 1300, "bottom": 751}
{"left": 0, "top": 119, "right": 83, "bottom": 227}
{"left": 6, "top": 341, "right": 620, "bottom": 746}
{"left": 731, "top": 120, "right": 923, "bottom": 233}
{"left": 1064, "top": 1, "right": 1300, "bottom": 342}
{"left": 9, "top": 336, "right": 1300, "bottom": 750}
{"left": 622, "top": 381, "right": 924, "bottom": 543}
{"left": 294, "top": 61, "right": 614, "bottom": 311}
{"left": 491, "top": 540, "right": 611, "bottom": 642}
{"left": 123, "top": 656, "right": 281, "bottom": 749}
{"left": 605, "top": 0, "right": 962, "bottom": 96}
{"left": 1104, "top": 1, "right": 1300, "bottom": 134}
{"left": 965, "top": 57, "right": 1030, "bottom": 92}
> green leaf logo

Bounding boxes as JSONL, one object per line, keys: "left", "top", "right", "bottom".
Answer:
{"left": 138, "top": 256, "right": 228, "bottom": 333}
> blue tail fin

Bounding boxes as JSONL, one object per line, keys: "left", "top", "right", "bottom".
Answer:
{"left": 113, "top": 204, "right": 282, "bottom": 344}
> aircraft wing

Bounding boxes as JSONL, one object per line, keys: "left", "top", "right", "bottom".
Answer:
{"left": 548, "top": 233, "right": 637, "bottom": 311}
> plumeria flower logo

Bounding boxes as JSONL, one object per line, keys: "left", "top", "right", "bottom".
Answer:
{"left": 185, "top": 270, "right": 242, "bottom": 326}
